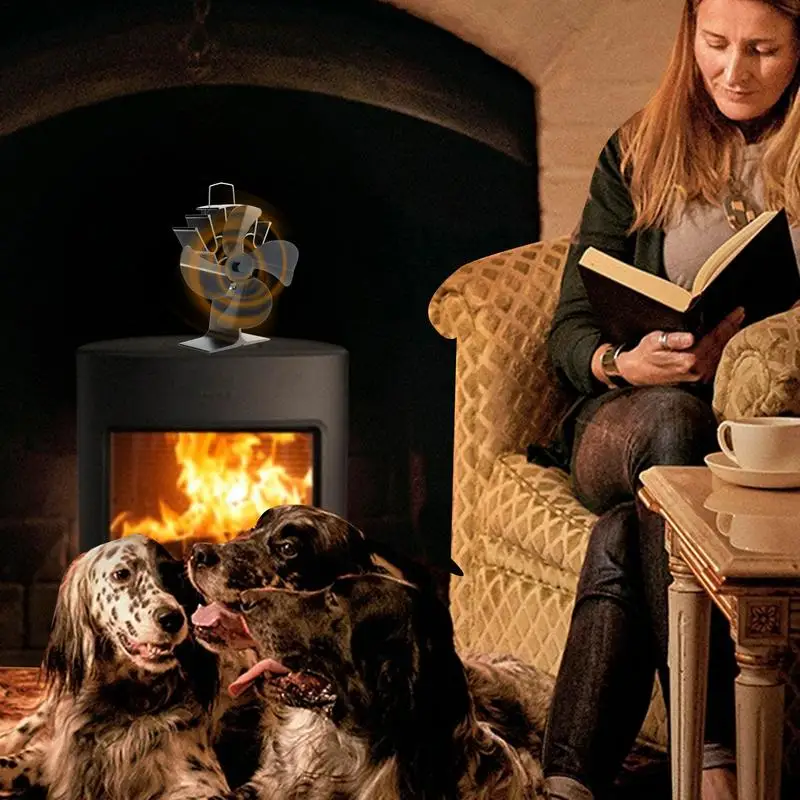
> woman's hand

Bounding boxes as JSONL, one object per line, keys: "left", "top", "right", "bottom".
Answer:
{"left": 615, "top": 307, "right": 745, "bottom": 386}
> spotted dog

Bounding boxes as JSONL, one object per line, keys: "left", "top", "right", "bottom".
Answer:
{"left": 0, "top": 535, "right": 233, "bottom": 800}
{"left": 225, "top": 574, "right": 545, "bottom": 799}
{"left": 0, "top": 701, "right": 51, "bottom": 758}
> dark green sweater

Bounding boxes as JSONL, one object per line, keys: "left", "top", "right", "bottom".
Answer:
{"left": 548, "top": 131, "right": 666, "bottom": 397}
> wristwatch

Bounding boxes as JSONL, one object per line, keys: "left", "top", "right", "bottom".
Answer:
{"left": 600, "top": 343, "right": 628, "bottom": 387}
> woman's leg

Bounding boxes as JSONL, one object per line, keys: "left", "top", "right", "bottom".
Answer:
{"left": 543, "top": 502, "right": 658, "bottom": 795}
{"left": 571, "top": 387, "right": 719, "bottom": 680}
{"left": 543, "top": 387, "right": 725, "bottom": 796}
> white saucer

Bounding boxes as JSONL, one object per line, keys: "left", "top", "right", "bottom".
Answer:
{"left": 704, "top": 452, "right": 800, "bottom": 490}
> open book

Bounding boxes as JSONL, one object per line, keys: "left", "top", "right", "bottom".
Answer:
{"left": 578, "top": 208, "right": 800, "bottom": 344}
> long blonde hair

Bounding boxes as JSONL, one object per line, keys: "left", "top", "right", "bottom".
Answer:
{"left": 619, "top": 0, "right": 800, "bottom": 231}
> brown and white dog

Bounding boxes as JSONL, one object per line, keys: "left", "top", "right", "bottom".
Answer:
{"left": 224, "top": 573, "right": 546, "bottom": 799}
{"left": 0, "top": 536, "right": 236, "bottom": 799}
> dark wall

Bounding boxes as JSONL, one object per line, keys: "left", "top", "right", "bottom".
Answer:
{"left": 0, "top": 0, "right": 538, "bottom": 662}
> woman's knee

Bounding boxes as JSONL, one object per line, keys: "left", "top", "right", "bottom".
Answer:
{"left": 628, "top": 387, "right": 717, "bottom": 470}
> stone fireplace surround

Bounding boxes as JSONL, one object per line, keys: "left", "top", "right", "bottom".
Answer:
{"left": 0, "top": 0, "right": 537, "bottom": 665}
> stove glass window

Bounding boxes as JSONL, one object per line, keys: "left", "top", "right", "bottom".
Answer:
{"left": 109, "top": 431, "right": 314, "bottom": 556}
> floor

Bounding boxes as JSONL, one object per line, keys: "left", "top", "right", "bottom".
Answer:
{"left": 614, "top": 747, "right": 671, "bottom": 799}
{"left": 2, "top": 666, "right": 672, "bottom": 798}
{"left": 4, "top": 668, "right": 797, "bottom": 799}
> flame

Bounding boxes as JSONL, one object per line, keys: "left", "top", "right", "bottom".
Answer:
{"left": 111, "top": 432, "right": 312, "bottom": 545}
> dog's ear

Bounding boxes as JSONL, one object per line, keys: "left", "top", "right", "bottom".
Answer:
{"left": 351, "top": 612, "right": 419, "bottom": 738}
{"left": 252, "top": 506, "right": 279, "bottom": 530}
{"left": 347, "top": 584, "right": 437, "bottom": 718}
{"left": 354, "top": 587, "right": 467, "bottom": 798}
{"left": 365, "top": 538, "right": 445, "bottom": 599}
{"left": 403, "top": 595, "right": 469, "bottom": 799}
{"left": 419, "top": 600, "right": 471, "bottom": 730}
{"left": 43, "top": 553, "right": 96, "bottom": 698}
{"left": 374, "top": 628, "right": 416, "bottom": 705}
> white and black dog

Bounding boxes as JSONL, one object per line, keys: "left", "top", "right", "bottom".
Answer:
{"left": 223, "top": 573, "right": 546, "bottom": 799}
{"left": 0, "top": 535, "right": 238, "bottom": 800}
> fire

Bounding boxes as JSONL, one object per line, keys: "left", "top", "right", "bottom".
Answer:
{"left": 111, "top": 432, "right": 312, "bottom": 545}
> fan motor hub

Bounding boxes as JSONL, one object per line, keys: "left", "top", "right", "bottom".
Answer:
{"left": 225, "top": 252, "right": 255, "bottom": 281}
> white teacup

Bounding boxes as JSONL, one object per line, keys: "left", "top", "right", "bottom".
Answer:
{"left": 717, "top": 417, "right": 800, "bottom": 472}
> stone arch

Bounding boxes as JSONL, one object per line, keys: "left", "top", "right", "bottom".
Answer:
{"left": 0, "top": 2, "right": 533, "bottom": 162}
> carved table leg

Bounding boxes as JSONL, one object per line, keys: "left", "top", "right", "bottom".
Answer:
{"left": 734, "top": 646, "right": 784, "bottom": 800}
{"left": 668, "top": 555, "right": 712, "bottom": 800}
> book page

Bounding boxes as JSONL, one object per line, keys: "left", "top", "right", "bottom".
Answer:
{"left": 691, "top": 210, "right": 777, "bottom": 295}
{"left": 580, "top": 247, "right": 693, "bottom": 311}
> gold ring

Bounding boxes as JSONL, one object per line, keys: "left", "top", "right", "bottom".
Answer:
{"left": 658, "top": 331, "right": 670, "bottom": 349}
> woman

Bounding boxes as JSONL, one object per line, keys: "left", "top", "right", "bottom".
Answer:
{"left": 542, "top": 1, "right": 800, "bottom": 799}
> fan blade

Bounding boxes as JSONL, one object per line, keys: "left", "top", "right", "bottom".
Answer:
{"left": 207, "top": 207, "right": 228, "bottom": 253}
{"left": 254, "top": 240, "right": 299, "bottom": 286}
{"left": 179, "top": 245, "right": 230, "bottom": 300}
{"left": 246, "top": 219, "right": 273, "bottom": 247}
{"left": 180, "top": 245, "right": 223, "bottom": 274}
{"left": 173, "top": 227, "right": 209, "bottom": 251}
{"left": 208, "top": 207, "right": 228, "bottom": 228}
{"left": 220, "top": 205, "right": 261, "bottom": 258}
{"left": 184, "top": 215, "right": 217, "bottom": 251}
{"left": 210, "top": 277, "right": 273, "bottom": 331}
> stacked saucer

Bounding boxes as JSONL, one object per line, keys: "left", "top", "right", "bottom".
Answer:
{"left": 704, "top": 452, "right": 800, "bottom": 490}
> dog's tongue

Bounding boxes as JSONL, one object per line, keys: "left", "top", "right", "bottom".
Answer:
{"left": 228, "top": 658, "right": 290, "bottom": 697}
{"left": 192, "top": 602, "right": 255, "bottom": 648}
{"left": 191, "top": 602, "right": 228, "bottom": 627}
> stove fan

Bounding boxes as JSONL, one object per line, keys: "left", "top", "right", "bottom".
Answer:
{"left": 172, "top": 182, "right": 299, "bottom": 352}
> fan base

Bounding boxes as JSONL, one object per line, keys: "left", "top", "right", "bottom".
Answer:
{"left": 179, "top": 332, "right": 270, "bottom": 353}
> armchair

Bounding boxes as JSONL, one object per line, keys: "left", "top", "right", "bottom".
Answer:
{"left": 429, "top": 236, "right": 800, "bottom": 750}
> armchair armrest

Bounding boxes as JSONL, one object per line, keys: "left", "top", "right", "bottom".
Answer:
{"left": 429, "top": 236, "right": 574, "bottom": 459}
{"left": 713, "top": 307, "right": 800, "bottom": 420}
{"left": 429, "top": 237, "right": 573, "bottom": 645}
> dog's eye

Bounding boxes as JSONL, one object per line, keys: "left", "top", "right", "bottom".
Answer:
{"left": 277, "top": 540, "right": 298, "bottom": 559}
{"left": 240, "top": 598, "right": 258, "bottom": 613}
{"left": 111, "top": 568, "right": 131, "bottom": 582}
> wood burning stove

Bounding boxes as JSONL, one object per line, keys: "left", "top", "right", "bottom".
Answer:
{"left": 77, "top": 336, "right": 347, "bottom": 556}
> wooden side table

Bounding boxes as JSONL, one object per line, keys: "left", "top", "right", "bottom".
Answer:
{"left": 639, "top": 466, "right": 800, "bottom": 800}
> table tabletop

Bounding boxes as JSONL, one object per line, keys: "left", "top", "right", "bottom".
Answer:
{"left": 638, "top": 466, "right": 800, "bottom": 582}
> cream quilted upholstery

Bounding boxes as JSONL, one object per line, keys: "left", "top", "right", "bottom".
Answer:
{"left": 429, "top": 238, "right": 574, "bottom": 654}
{"left": 713, "top": 305, "right": 800, "bottom": 419}
{"left": 430, "top": 237, "right": 800, "bottom": 756}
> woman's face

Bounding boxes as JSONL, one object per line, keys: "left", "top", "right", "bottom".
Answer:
{"left": 694, "top": 0, "right": 800, "bottom": 121}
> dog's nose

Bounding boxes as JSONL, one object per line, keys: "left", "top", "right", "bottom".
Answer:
{"left": 157, "top": 608, "right": 185, "bottom": 634}
{"left": 192, "top": 543, "right": 220, "bottom": 568}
